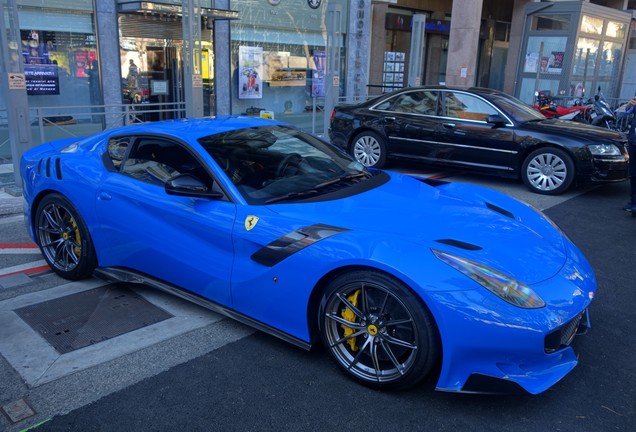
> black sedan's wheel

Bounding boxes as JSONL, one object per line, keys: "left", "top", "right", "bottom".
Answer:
{"left": 351, "top": 131, "right": 386, "bottom": 168}
{"left": 35, "top": 193, "right": 97, "bottom": 280}
{"left": 319, "top": 271, "right": 438, "bottom": 390}
{"left": 522, "top": 147, "right": 574, "bottom": 195}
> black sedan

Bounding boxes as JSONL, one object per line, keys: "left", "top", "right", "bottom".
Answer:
{"left": 329, "top": 86, "right": 629, "bottom": 194}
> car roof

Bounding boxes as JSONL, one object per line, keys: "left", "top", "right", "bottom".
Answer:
{"left": 387, "top": 85, "right": 506, "bottom": 96}
{"left": 106, "top": 116, "right": 287, "bottom": 141}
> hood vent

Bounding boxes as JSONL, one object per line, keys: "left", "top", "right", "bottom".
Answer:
{"left": 486, "top": 202, "right": 514, "bottom": 219}
{"left": 434, "top": 239, "right": 482, "bottom": 251}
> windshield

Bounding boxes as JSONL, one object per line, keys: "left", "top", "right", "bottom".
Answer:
{"left": 198, "top": 125, "right": 373, "bottom": 204}
{"left": 488, "top": 93, "right": 546, "bottom": 123}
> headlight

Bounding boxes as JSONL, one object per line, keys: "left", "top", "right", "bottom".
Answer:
{"left": 587, "top": 144, "right": 621, "bottom": 156}
{"left": 432, "top": 249, "right": 545, "bottom": 309}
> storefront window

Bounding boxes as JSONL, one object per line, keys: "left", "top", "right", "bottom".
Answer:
{"left": 229, "top": 0, "right": 348, "bottom": 133}
{"left": 573, "top": 38, "right": 599, "bottom": 76}
{"left": 580, "top": 15, "right": 604, "bottom": 35}
{"left": 17, "top": 1, "right": 99, "bottom": 125}
{"left": 519, "top": 35, "right": 567, "bottom": 101}
{"left": 531, "top": 14, "right": 570, "bottom": 32}
{"left": 606, "top": 21, "right": 626, "bottom": 39}
{"left": 599, "top": 41, "right": 622, "bottom": 77}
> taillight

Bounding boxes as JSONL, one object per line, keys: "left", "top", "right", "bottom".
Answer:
{"left": 330, "top": 109, "right": 336, "bottom": 124}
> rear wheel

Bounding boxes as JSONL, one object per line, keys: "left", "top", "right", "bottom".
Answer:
{"left": 319, "top": 271, "right": 438, "bottom": 390}
{"left": 351, "top": 131, "right": 386, "bottom": 168}
{"left": 522, "top": 147, "right": 574, "bottom": 195}
{"left": 35, "top": 193, "right": 97, "bottom": 280}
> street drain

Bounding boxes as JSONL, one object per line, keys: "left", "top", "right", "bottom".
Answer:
{"left": 15, "top": 283, "right": 173, "bottom": 354}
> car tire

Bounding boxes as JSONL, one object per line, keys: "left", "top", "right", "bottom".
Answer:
{"left": 521, "top": 147, "right": 574, "bottom": 195}
{"left": 319, "top": 271, "right": 439, "bottom": 390}
{"left": 34, "top": 193, "right": 97, "bottom": 280}
{"left": 351, "top": 131, "right": 386, "bottom": 168}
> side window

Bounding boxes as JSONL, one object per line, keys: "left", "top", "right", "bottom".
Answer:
{"left": 106, "top": 137, "right": 132, "bottom": 169}
{"left": 392, "top": 91, "right": 438, "bottom": 115}
{"left": 121, "top": 138, "right": 209, "bottom": 186}
{"left": 374, "top": 91, "right": 438, "bottom": 115}
{"left": 444, "top": 92, "right": 498, "bottom": 121}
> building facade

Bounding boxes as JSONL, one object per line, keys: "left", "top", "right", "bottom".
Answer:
{"left": 1, "top": 0, "right": 635, "bottom": 173}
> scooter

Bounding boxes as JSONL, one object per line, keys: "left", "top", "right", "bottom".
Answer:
{"left": 587, "top": 86, "right": 617, "bottom": 129}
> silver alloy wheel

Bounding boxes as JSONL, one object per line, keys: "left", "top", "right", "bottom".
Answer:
{"left": 353, "top": 135, "right": 382, "bottom": 167}
{"left": 37, "top": 202, "right": 82, "bottom": 272}
{"left": 323, "top": 281, "right": 419, "bottom": 384}
{"left": 525, "top": 152, "right": 568, "bottom": 192}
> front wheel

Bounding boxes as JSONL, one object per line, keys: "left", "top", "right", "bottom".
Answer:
{"left": 521, "top": 147, "right": 574, "bottom": 195}
{"left": 351, "top": 131, "right": 386, "bottom": 168}
{"left": 319, "top": 271, "right": 439, "bottom": 390}
{"left": 34, "top": 193, "right": 97, "bottom": 280}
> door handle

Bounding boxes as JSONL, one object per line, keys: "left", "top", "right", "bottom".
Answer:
{"left": 98, "top": 191, "right": 112, "bottom": 201}
{"left": 384, "top": 117, "right": 396, "bottom": 122}
{"left": 442, "top": 122, "right": 456, "bottom": 129}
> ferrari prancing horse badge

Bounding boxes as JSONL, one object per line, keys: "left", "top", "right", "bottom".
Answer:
{"left": 245, "top": 215, "right": 259, "bottom": 231}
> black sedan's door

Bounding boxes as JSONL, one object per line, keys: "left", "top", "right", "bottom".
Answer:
{"left": 372, "top": 89, "right": 442, "bottom": 161}
{"left": 436, "top": 90, "right": 516, "bottom": 173}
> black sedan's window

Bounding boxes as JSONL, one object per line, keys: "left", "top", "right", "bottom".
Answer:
{"left": 443, "top": 92, "right": 498, "bottom": 121}
{"left": 375, "top": 90, "right": 438, "bottom": 115}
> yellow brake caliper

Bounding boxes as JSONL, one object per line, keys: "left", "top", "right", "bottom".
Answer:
{"left": 71, "top": 218, "right": 81, "bottom": 257}
{"left": 341, "top": 289, "right": 360, "bottom": 352}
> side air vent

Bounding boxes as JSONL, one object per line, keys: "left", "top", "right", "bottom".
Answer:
{"left": 54, "top": 158, "right": 62, "bottom": 180}
{"left": 37, "top": 159, "right": 42, "bottom": 175}
{"left": 486, "top": 202, "right": 514, "bottom": 219}
{"left": 434, "top": 239, "right": 482, "bottom": 251}
{"left": 45, "top": 158, "right": 51, "bottom": 177}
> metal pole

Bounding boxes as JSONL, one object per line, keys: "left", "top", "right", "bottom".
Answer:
{"left": 323, "top": 4, "right": 342, "bottom": 138}
{"left": 182, "top": 0, "right": 204, "bottom": 118}
{"left": 0, "top": 0, "right": 32, "bottom": 190}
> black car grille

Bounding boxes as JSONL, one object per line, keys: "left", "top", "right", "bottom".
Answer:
{"left": 544, "top": 310, "right": 586, "bottom": 353}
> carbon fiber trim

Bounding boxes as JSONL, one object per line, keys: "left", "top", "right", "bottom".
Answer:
{"left": 251, "top": 223, "right": 350, "bottom": 267}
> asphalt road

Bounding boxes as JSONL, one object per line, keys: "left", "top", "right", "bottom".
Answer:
{"left": 0, "top": 169, "right": 634, "bottom": 432}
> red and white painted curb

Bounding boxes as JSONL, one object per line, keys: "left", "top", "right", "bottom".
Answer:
{"left": 0, "top": 243, "right": 50, "bottom": 277}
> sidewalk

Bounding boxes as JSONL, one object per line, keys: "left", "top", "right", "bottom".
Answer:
{"left": 0, "top": 164, "right": 23, "bottom": 217}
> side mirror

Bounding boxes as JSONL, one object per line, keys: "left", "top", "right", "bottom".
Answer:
{"left": 165, "top": 174, "right": 224, "bottom": 199}
{"left": 486, "top": 114, "right": 507, "bottom": 127}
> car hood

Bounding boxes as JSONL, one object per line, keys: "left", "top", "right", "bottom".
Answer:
{"left": 519, "top": 118, "right": 625, "bottom": 143}
{"left": 267, "top": 173, "right": 566, "bottom": 285}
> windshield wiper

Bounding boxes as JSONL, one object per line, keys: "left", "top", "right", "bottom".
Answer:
{"left": 265, "top": 172, "right": 371, "bottom": 204}
{"left": 313, "top": 172, "right": 370, "bottom": 189}
{"left": 265, "top": 189, "right": 320, "bottom": 204}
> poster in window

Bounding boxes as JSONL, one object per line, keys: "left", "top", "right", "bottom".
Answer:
{"left": 239, "top": 46, "right": 263, "bottom": 99}
{"left": 311, "top": 50, "right": 326, "bottom": 97}
{"left": 382, "top": 52, "right": 405, "bottom": 92}
{"left": 548, "top": 51, "right": 564, "bottom": 73}
{"left": 24, "top": 64, "right": 60, "bottom": 95}
{"left": 524, "top": 52, "right": 539, "bottom": 73}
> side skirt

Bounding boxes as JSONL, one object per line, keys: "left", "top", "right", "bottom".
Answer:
{"left": 93, "top": 267, "right": 313, "bottom": 351}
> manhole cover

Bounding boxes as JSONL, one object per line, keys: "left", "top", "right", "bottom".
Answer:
{"left": 15, "top": 283, "right": 172, "bottom": 354}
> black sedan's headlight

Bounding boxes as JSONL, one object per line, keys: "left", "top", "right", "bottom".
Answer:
{"left": 587, "top": 144, "right": 621, "bottom": 156}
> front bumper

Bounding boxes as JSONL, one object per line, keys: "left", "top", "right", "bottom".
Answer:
{"left": 426, "top": 251, "right": 595, "bottom": 395}
{"left": 588, "top": 155, "right": 629, "bottom": 182}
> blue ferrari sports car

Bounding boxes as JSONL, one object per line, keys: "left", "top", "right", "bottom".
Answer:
{"left": 20, "top": 116, "right": 596, "bottom": 394}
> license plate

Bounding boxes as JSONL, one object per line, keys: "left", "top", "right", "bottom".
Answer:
{"left": 590, "top": 112, "right": 597, "bottom": 119}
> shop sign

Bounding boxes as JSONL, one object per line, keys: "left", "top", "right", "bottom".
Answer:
{"left": 24, "top": 65, "right": 60, "bottom": 95}
{"left": 8, "top": 73, "right": 26, "bottom": 90}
